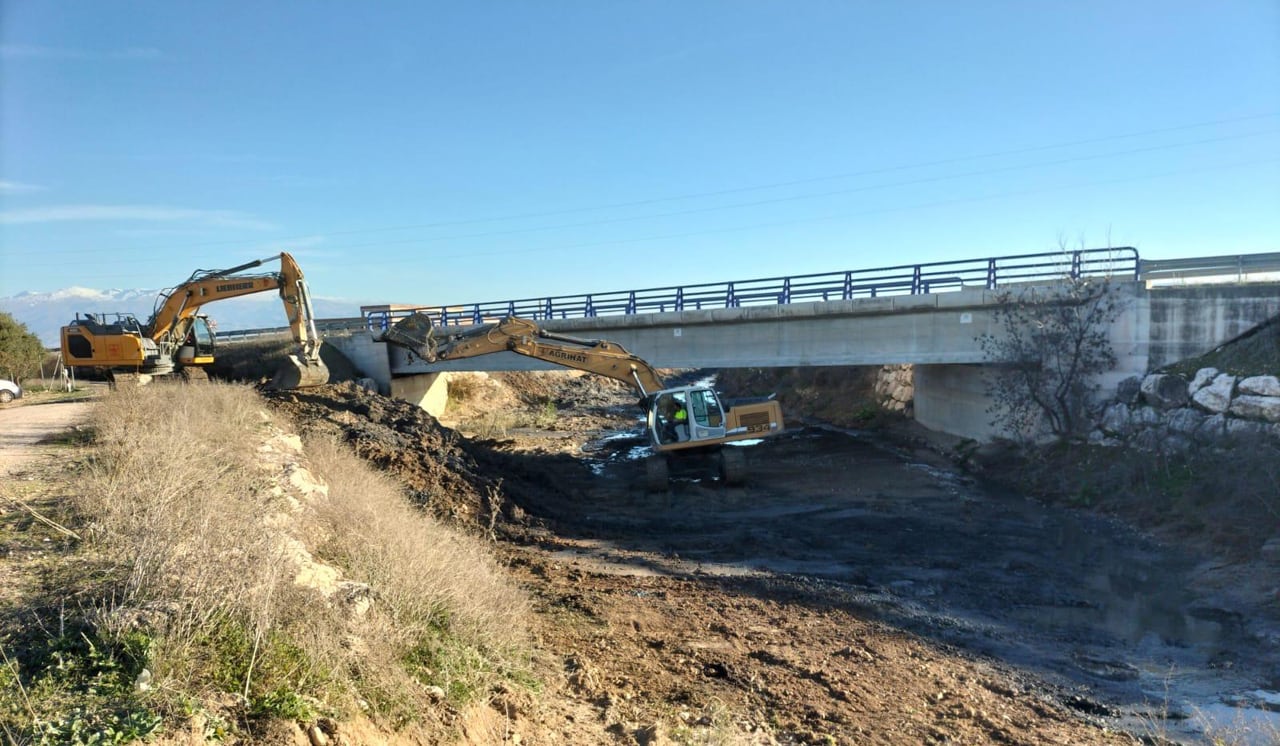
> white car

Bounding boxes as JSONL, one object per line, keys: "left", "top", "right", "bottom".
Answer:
{"left": 0, "top": 379, "right": 22, "bottom": 404}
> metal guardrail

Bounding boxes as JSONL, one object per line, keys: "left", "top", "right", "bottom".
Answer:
{"left": 362, "top": 247, "right": 1140, "bottom": 331}
{"left": 216, "top": 317, "right": 367, "bottom": 342}
{"left": 1139, "top": 251, "right": 1280, "bottom": 282}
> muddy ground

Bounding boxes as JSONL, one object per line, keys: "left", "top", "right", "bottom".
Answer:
{"left": 264, "top": 375, "right": 1280, "bottom": 745}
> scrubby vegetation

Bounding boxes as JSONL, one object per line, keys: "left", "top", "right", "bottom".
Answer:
{"left": 0, "top": 313, "right": 45, "bottom": 383}
{"left": 0, "top": 382, "right": 531, "bottom": 743}
{"left": 1000, "top": 312, "right": 1280, "bottom": 559}
{"left": 994, "top": 434, "right": 1280, "bottom": 559}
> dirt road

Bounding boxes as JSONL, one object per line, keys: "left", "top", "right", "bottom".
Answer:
{"left": 0, "top": 398, "right": 95, "bottom": 479}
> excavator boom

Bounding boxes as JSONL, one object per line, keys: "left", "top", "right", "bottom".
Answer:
{"left": 386, "top": 313, "right": 666, "bottom": 397}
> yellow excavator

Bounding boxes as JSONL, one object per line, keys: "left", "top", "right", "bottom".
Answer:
{"left": 60, "top": 252, "right": 329, "bottom": 389}
{"left": 383, "top": 313, "right": 784, "bottom": 490}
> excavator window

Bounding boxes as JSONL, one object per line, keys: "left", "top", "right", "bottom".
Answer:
{"left": 66, "top": 333, "right": 93, "bottom": 360}
{"left": 690, "top": 389, "right": 724, "bottom": 428}
{"left": 190, "top": 318, "right": 216, "bottom": 356}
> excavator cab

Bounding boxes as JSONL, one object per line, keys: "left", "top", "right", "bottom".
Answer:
{"left": 176, "top": 316, "right": 216, "bottom": 365}
{"left": 649, "top": 388, "right": 727, "bottom": 446}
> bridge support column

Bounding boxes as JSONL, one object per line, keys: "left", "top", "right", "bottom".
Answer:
{"left": 913, "top": 364, "right": 1000, "bottom": 442}
{"left": 325, "top": 333, "right": 392, "bottom": 393}
{"left": 391, "top": 372, "right": 450, "bottom": 418}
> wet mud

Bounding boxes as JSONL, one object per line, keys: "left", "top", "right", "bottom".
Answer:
{"left": 264, "top": 380, "right": 1280, "bottom": 744}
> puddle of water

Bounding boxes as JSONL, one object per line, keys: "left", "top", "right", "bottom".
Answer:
{"left": 1178, "top": 696, "right": 1280, "bottom": 745}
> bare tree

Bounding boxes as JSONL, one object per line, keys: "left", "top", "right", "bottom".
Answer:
{"left": 978, "top": 276, "right": 1121, "bottom": 440}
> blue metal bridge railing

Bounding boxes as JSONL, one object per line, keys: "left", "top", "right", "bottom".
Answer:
{"left": 362, "top": 246, "right": 1140, "bottom": 331}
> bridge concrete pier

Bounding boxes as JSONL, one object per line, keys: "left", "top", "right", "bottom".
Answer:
{"left": 913, "top": 365, "right": 996, "bottom": 441}
{"left": 390, "top": 372, "right": 450, "bottom": 418}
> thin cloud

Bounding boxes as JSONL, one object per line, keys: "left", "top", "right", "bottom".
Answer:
{"left": 0, "top": 205, "right": 275, "bottom": 231}
{"left": 0, "top": 44, "right": 162, "bottom": 61}
{"left": 0, "top": 180, "right": 47, "bottom": 194}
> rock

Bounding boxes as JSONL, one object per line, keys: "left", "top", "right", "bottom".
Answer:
{"left": 1229, "top": 395, "right": 1280, "bottom": 424}
{"left": 335, "top": 581, "right": 375, "bottom": 617}
{"left": 1226, "top": 418, "right": 1268, "bottom": 440}
{"left": 307, "top": 725, "right": 329, "bottom": 746}
{"left": 634, "top": 724, "right": 664, "bottom": 746}
{"left": 1141, "top": 373, "right": 1189, "bottom": 410}
{"left": 1189, "top": 367, "right": 1220, "bottom": 394}
{"left": 1166, "top": 408, "right": 1205, "bottom": 434}
{"left": 1167, "top": 412, "right": 1203, "bottom": 435}
{"left": 1191, "top": 374, "right": 1236, "bottom": 413}
{"left": 1115, "top": 376, "right": 1142, "bottom": 405}
{"left": 1163, "top": 433, "right": 1192, "bottom": 454}
{"left": 1239, "top": 375, "right": 1280, "bottom": 397}
{"left": 1261, "top": 538, "right": 1280, "bottom": 566}
{"left": 1100, "top": 403, "right": 1131, "bottom": 436}
{"left": 1194, "top": 413, "right": 1227, "bottom": 443}
{"left": 1132, "top": 406, "right": 1161, "bottom": 428}
{"left": 1133, "top": 428, "right": 1164, "bottom": 452}
{"left": 425, "top": 685, "right": 446, "bottom": 701}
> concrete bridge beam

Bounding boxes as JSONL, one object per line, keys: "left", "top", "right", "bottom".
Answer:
{"left": 326, "top": 279, "right": 1276, "bottom": 442}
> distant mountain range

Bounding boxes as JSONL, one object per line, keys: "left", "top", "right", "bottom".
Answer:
{"left": 0, "top": 287, "right": 363, "bottom": 346}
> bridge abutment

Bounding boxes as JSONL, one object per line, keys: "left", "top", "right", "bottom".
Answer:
{"left": 390, "top": 372, "right": 450, "bottom": 417}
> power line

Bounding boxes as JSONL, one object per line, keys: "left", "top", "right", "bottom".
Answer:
{"left": 41, "top": 156, "right": 1280, "bottom": 285}
{"left": 8, "top": 111, "right": 1278, "bottom": 259}
{"left": 14, "top": 127, "right": 1279, "bottom": 271}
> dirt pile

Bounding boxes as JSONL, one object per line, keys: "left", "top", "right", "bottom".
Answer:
{"left": 264, "top": 382, "right": 501, "bottom": 525}
{"left": 262, "top": 380, "right": 601, "bottom": 532}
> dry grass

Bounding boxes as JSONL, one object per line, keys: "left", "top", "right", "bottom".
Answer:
{"left": 301, "top": 435, "right": 532, "bottom": 712}
{"left": 1, "top": 380, "right": 532, "bottom": 743}
{"left": 80, "top": 383, "right": 289, "bottom": 690}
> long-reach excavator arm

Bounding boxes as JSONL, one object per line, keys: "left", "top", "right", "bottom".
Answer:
{"left": 382, "top": 312, "right": 784, "bottom": 490}
{"left": 391, "top": 314, "right": 665, "bottom": 398}
{"left": 60, "top": 252, "right": 328, "bottom": 389}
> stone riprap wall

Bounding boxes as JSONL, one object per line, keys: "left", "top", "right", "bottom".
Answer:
{"left": 1093, "top": 370, "right": 1280, "bottom": 449}
{"left": 875, "top": 364, "right": 914, "bottom": 413}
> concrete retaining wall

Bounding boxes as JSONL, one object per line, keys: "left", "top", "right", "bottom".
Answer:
{"left": 1147, "top": 285, "right": 1280, "bottom": 368}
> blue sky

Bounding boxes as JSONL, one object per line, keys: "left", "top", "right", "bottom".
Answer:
{"left": 2, "top": 1, "right": 1277, "bottom": 306}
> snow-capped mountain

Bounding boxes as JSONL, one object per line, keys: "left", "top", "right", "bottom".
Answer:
{"left": 1, "top": 287, "right": 363, "bottom": 346}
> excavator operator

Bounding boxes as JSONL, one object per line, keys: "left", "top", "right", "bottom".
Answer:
{"left": 657, "top": 393, "right": 689, "bottom": 444}
{"left": 673, "top": 397, "right": 689, "bottom": 442}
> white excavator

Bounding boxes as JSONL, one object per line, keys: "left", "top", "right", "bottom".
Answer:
{"left": 382, "top": 313, "right": 784, "bottom": 491}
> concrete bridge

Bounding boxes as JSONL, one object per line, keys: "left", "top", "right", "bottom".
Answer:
{"left": 313, "top": 249, "right": 1280, "bottom": 441}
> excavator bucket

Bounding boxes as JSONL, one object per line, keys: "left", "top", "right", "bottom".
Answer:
{"left": 270, "top": 355, "right": 330, "bottom": 390}
{"left": 382, "top": 312, "right": 438, "bottom": 361}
